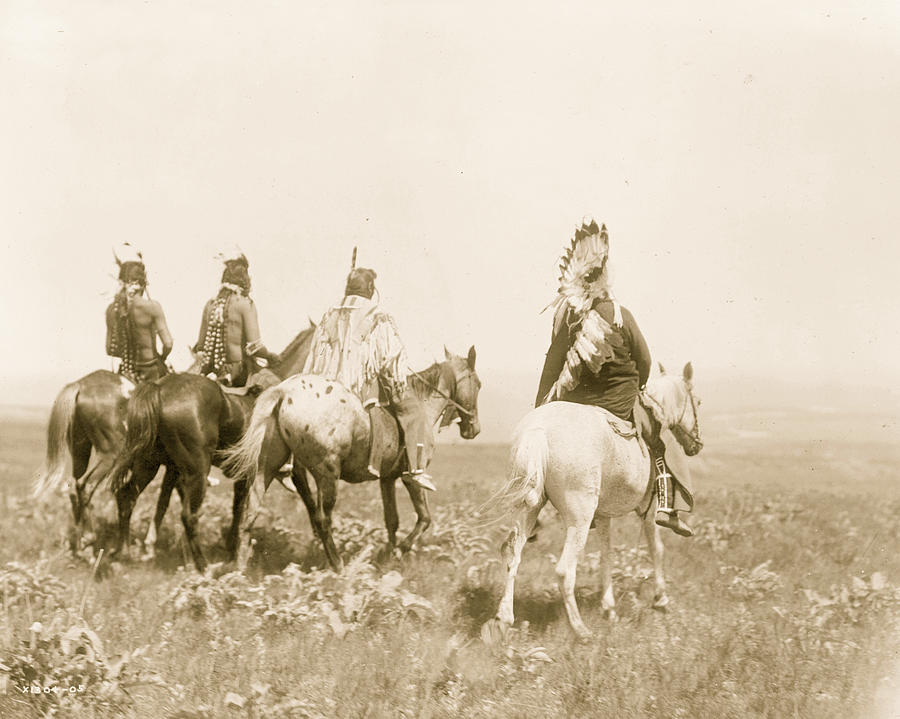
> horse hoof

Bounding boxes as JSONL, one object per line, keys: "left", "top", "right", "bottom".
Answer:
{"left": 480, "top": 618, "right": 510, "bottom": 646}
{"left": 604, "top": 609, "right": 618, "bottom": 623}
{"left": 574, "top": 628, "right": 593, "bottom": 644}
{"left": 652, "top": 594, "right": 670, "bottom": 611}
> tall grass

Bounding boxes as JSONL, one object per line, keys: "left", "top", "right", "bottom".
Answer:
{"left": 0, "top": 420, "right": 898, "bottom": 718}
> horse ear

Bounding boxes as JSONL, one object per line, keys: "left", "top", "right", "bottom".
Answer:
{"left": 658, "top": 362, "right": 666, "bottom": 375}
{"left": 467, "top": 345, "right": 476, "bottom": 370}
{"left": 444, "top": 345, "right": 452, "bottom": 360}
{"left": 308, "top": 317, "right": 316, "bottom": 329}
{"left": 683, "top": 362, "right": 693, "bottom": 382}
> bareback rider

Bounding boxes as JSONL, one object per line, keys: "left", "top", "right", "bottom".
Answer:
{"left": 303, "top": 265, "right": 436, "bottom": 492}
{"left": 535, "top": 219, "right": 693, "bottom": 536}
{"left": 192, "top": 252, "right": 281, "bottom": 388}
{"left": 105, "top": 246, "right": 173, "bottom": 383}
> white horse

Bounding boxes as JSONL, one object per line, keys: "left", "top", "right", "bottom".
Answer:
{"left": 482, "top": 362, "right": 702, "bottom": 641}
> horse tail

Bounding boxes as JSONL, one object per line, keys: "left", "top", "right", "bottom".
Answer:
{"left": 219, "top": 385, "right": 285, "bottom": 481}
{"left": 32, "top": 381, "right": 80, "bottom": 501}
{"left": 479, "top": 425, "right": 548, "bottom": 523}
{"left": 109, "top": 382, "right": 161, "bottom": 494}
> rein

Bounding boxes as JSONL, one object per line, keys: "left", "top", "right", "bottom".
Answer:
{"left": 407, "top": 367, "right": 476, "bottom": 419}
{"left": 642, "top": 381, "right": 696, "bottom": 433}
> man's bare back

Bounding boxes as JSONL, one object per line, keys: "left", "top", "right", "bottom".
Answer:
{"left": 126, "top": 296, "right": 173, "bottom": 363}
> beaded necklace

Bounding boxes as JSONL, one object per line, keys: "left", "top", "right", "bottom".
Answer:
{"left": 202, "top": 284, "right": 244, "bottom": 376}
{"left": 109, "top": 283, "right": 144, "bottom": 382}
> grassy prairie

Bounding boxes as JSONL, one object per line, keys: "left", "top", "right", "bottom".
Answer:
{"left": 0, "top": 409, "right": 898, "bottom": 718}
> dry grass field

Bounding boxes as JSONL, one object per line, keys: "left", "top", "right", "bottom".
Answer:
{"left": 0, "top": 406, "right": 898, "bottom": 718}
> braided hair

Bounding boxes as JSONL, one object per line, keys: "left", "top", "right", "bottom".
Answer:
{"left": 107, "top": 261, "right": 147, "bottom": 380}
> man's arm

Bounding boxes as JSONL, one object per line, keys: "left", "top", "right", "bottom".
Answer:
{"left": 238, "top": 298, "right": 280, "bottom": 364}
{"left": 535, "top": 308, "right": 571, "bottom": 406}
{"left": 150, "top": 301, "right": 174, "bottom": 360}
{"left": 622, "top": 306, "right": 651, "bottom": 387}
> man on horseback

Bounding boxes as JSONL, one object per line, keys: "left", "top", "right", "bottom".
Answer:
{"left": 535, "top": 219, "right": 694, "bottom": 537}
{"left": 303, "top": 264, "right": 436, "bottom": 492}
{"left": 192, "top": 251, "right": 282, "bottom": 388}
{"left": 105, "top": 246, "right": 173, "bottom": 383}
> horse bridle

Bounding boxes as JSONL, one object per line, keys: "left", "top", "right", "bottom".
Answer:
{"left": 407, "top": 366, "right": 478, "bottom": 420}
{"left": 643, "top": 381, "right": 701, "bottom": 443}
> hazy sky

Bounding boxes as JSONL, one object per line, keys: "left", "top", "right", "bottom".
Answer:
{"left": 2, "top": 1, "right": 899, "bottom": 409}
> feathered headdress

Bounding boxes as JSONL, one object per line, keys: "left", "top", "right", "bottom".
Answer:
{"left": 112, "top": 243, "right": 147, "bottom": 286}
{"left": 539, "top": 218, "right": 624, "bottom": 405}
{"left": 215, "top": 245, "right": 250, "bottom": 291}
{"left": 551, "top": 218, "right": 618, "bottom": 320}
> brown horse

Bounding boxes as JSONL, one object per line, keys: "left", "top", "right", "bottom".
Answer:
{"left": 107, "top": 325, "right": 316, "bottom": 571}
{"left": 32, "top": 370, "right": 177, "bottom": 551}
{"left": 221, "top": 347, "right": 482, "bottom": 571}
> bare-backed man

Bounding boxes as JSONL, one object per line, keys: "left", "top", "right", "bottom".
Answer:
{"left": 105, "top": 248, "right": 173, "bottom": 383}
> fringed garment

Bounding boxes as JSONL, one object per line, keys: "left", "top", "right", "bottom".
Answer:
{"left": 303, "top": 295, "right": 409, "bottom": 402}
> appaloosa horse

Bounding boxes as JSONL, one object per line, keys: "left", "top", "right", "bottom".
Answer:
{"left": 482, "top": 362, "right": 702, "bottom": 641}
{"left": 107, "top": 325, "right": 316, "bottom": 571}
{"left": 32, "top": 370, "right": 175, "bottom": 552}
{"left": 222, "top": 347, "right": 482, "bottom": 571}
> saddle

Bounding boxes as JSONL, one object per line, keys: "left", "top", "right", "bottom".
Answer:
{"left": 593, "top": 406, "right": 639, "bottom": 439}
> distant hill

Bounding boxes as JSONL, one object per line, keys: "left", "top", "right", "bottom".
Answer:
{"left": 2, "top": 368, "right": 897, "bottom": 447}
{"left": 443, "top": 366, "right": 900, "bottom": 444}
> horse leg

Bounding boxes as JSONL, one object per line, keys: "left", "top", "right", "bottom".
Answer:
{"left": 594, "top": 516, "right": 618, "bottom": 621}
{"left": 311, "top": 466, "right": 343, "bottom": 572}
{"left": 484, "top": 500, "right": 544, "bottom": 644}
{"left": 67, "top": 438, "right": 92, "bottom": 553}
{"left": 640, "top": 498, "right": 669, "bottom": 609}
{"left": 556, "top": 494, "right": 598, "bottom": 641}
{"left": 290, "top": 464, "right": 325, "bottom": 543}
{"left": 291, "top": 465, "right": 341, "bottom": 570}
{"left": 379, "top": 478, "right": 400, "bottom": 553}
{"left": 397, "top": 478, "right": 432, "bottom": 553}
{"left": 231, "top": 421, "right": 291, "bottom": 568}
{"left": 178, "top": 465, "right": 209, "bottom": 573}
{"left": 228, "top": 479, "right": 249, "bottom": 560}
{"left": 143, "top": 467, "right": 176, "bottom": 561}
{"left": 113, "top": 459, "right": 159, "bottom": 561}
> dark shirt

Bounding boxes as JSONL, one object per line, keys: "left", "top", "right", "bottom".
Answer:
{"left": 535, "top": 299, "right": 651, "bottom": 420}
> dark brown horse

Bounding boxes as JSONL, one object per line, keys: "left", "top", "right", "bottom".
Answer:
{"left": 107, "top": 325, "right": 316, "bottom": 571}
{"left": 32, "top": 370, "right": 176, "bottom": 551}
{"left": 222, "top": 347, "right": 482, "bottom": 571}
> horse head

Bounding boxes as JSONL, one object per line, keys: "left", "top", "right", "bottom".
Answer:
{"left": 651, "top": 362, "right": 703, "bottom": 456}
{"left": 443, "top": 345, "right": 482, "bottom": 440}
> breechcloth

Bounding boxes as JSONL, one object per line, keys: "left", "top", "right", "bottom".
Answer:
{"left": 123, "top": 357, "right": 168, "bottom": 383}
{"left": 633, "top": 402, "right": 694, "bottom": 513}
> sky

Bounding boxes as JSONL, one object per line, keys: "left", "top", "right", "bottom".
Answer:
{"left": 2, "top": 1, "right": 899, "bottom": 431}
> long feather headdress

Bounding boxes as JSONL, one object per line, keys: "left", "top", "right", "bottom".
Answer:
{"left": 547, "top": 219, "right": 620, "bottom": 324}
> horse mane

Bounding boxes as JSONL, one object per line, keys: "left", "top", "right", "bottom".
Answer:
{"left": 279, "top": 323, "right": 316, "bottom": 359}
{"left": 643, "top": 375, "right": 684, "bottom": 427}
{"left": 408, "top": 361, "right": 453, "bottom": 401}
{"left": 275, "top": 323, "right": 317, "bottom": 375}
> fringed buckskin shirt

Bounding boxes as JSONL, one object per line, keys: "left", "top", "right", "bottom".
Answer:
{"left": 536, "top": 298, "right": 651, "bottom": 420}
{"left": 302, "top": 294, "right": 409, "bottom": 401}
